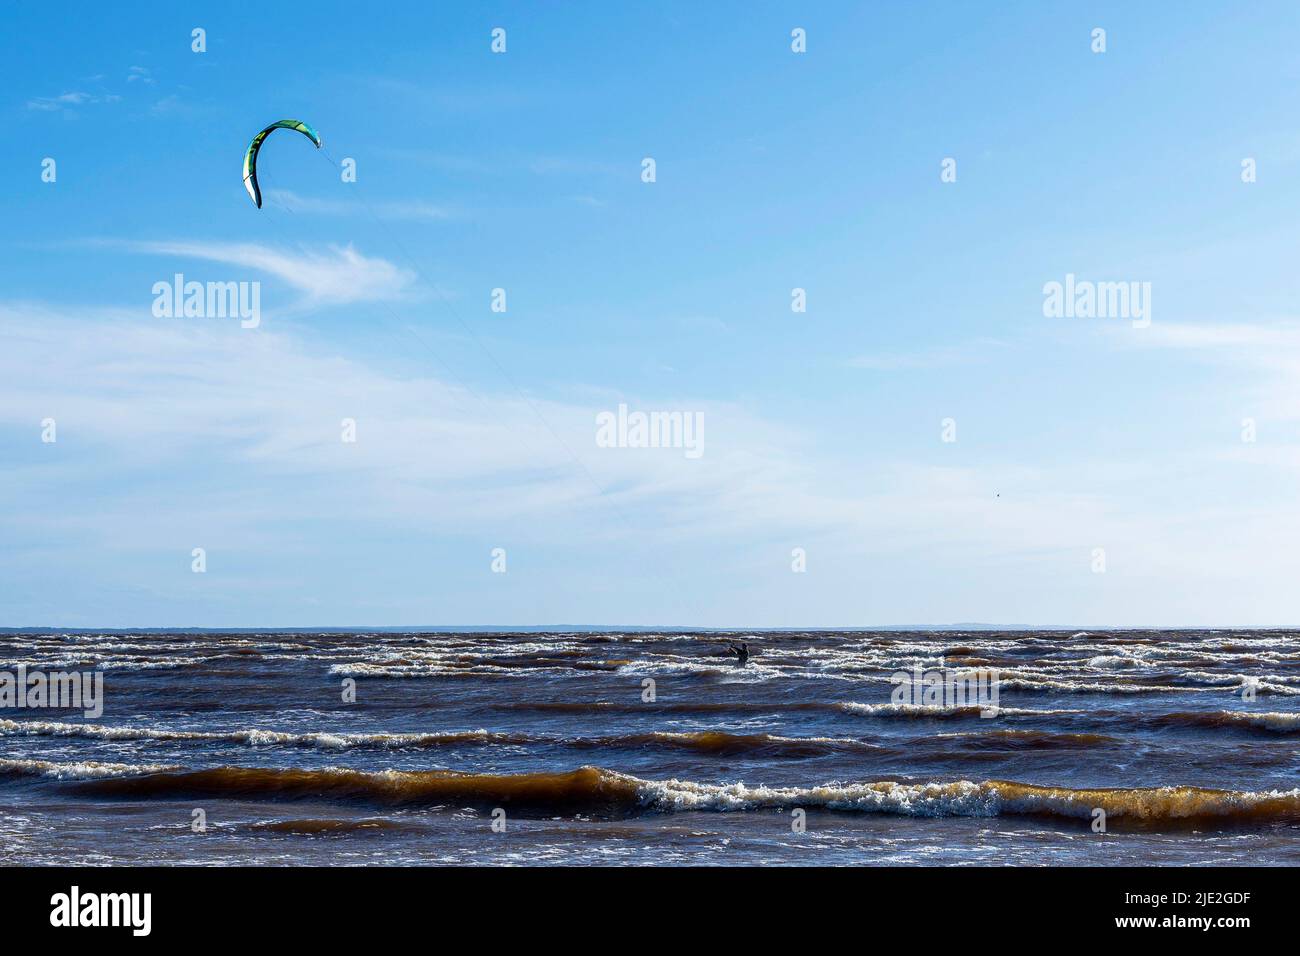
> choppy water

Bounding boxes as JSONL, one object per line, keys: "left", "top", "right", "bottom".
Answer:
{"left": 2, "top": 629, "right": 1299, "bottom": 865}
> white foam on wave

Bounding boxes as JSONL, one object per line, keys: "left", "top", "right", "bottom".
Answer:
{"left": 1212, "top": 710, "right": 1300, "bottom": 731}
{"left": 1179, "top": 671, "right": 1300, "bottom": 694}
{"left": 634, "top": 774, "right": 1300, "bottom": 820}
{"left": 0, "top": 756, "right": 176, "bottom": 780}
{"left": 1086, "top": 654, "right": 1142, "bottom": 670}
{"left": 836, "top": 702, "right": 1082, "bottom": 718}
{"left": 327, "top": 662, "right": 518, "bottom": 679}
{"left": 0, "top": 718, "right": 510, "bottom": 750}
{"left": 998, "top": 677, "right": 1214, "bottom": 694}
{"left": 614, "top": 660, "right": 793, "bottom": 683}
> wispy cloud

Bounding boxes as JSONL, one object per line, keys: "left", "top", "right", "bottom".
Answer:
{"left": 93, "top": 239, "right": 415, "bottom": 306}
{"left": 376, "top": 148, "right": 623, "bottom": 181}
{"left": 26, "top": 91, "right": 120, "bottom": 111}
{"left": 265, "top": 189, "right": 453, "bottom": 222}
{"left": 6, "top": 299, "right": 1300, "bottom": 624}
{"left": 1128, "top": 319, "right": 1300, "bottom": 426}
{"left": 0, "top": 301, "right": 771, "bottom": 538}
{"left": 149, "top": 94, "right": 183, "bottom": 116}
{"left": 847, "top": 339, "right": 1001, "bottom": 371}
{"left": 1137, "top": 321, "right": 1300, "bottom": 354}
{"left": 0, "top": 302, "right": 1251, "bottom": 561}
{"left": 848, "top": 347, "right": 969, "bottom": 371}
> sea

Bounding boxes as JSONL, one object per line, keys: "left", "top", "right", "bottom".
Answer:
{"left": 1, "top": 628, "right": 1298, "bottom": 866}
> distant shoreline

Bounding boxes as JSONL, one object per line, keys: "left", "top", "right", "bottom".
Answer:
{"left": 1, "top": 624, "right": 1294, "bottom": 634}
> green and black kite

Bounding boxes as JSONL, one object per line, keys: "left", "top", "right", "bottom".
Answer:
{"left": 242, "top": 119, "right": 322, "bottom": 208}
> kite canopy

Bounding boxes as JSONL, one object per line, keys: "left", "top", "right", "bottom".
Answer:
{"left": 242, "top": 119, "right": 322, "bottom": 208}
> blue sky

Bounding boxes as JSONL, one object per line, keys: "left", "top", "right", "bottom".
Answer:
{"left": 3, "top": 2, "right": 1300, "bottom": 627}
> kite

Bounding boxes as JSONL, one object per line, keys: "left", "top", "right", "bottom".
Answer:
{"left": 242, "top": 119, "right": 322, "bottom": 208}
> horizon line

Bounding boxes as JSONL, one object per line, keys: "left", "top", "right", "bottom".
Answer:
{"left": 2, "top": 623, "right": 1294, "bottom": 633}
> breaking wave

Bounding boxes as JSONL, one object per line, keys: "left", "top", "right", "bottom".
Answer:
{"left": 9, "top": 758, "right": 1300, "bottom": 828}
